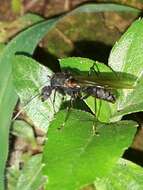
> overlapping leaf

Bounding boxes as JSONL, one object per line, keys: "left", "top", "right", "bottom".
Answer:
{"left": 43, "top": 110, "right": 136, "bottom": 190}
{"left": 109, "top": 19, "right": 143, "bottom": 121}
{"left": 13, "top": 55, "right": 62, "bottom": 131}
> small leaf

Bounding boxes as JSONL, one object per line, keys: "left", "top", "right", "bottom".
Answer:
{"left": 43, "top": 109, "right": 137, "bottom": 190}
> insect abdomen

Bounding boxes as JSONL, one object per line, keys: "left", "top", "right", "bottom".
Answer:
{"left": 84, "top": 86, "right": 116, "bottom": 103}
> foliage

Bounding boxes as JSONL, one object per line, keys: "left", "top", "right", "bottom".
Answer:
{"left": 0, "top": 3, "right": 142, "bottom": 190}
{"left": 0, "top": 14, "right": 60, "bottom": 190}
{"left": 43, "top": 110, "right": 137, "bottom": 190}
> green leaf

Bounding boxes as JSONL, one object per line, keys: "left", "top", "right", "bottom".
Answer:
{"left": 13, "top": 55, "right": 62, "bottom": 131}
{"left": 71, "top": 3, "right": 140, "bottom": 14}
{"left": 0, "top": 75, "right": 17, "bottom": 190}
{"left": 108, "top": 19, "right": 143, "bottom": 121}
{"left": 94, "top": 159, "right": 143, "bottom": 190}
{"left": 59, "top": 57, "right": 96, "bottom": 71}
{"left": 0, "top": 16, "right": 60, "bottom": 189}
{"left": 43, "top": 110, "right": 137, "bottom": 190}
{"left": 0, "top": 43, "right": 5, "bottom": 55}
{"left": 59, "top": 57, "right": 116, "bottom": 123}
{"left": 19, "top": 13, "right": 44, "bottom": 23}
{"left": 7, "top": 154, "right": 46, "bottom": 190}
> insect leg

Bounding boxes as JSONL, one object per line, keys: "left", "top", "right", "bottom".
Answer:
{"left": 58, "top": 98, "right": 72, "bottom": 130}
{"left": 58, "top": 92, "right": 77, "bottom": 130}
{"left": 81, "top": 89, "right": 99, "bottom": 135}
{"left": 82, "top": 92, "right": 98, "bottom": 135}
{"left": 41, "top": 85, "right": 58, "bottom": 114}
{"left": 52, "top": 89, "right": 57, "bottom": 113}
{"left": 41, "top": 86, "right": 52, "bottom": 101}
{"left": 81, "top": 94, "right": 89, "bottom": 100}
{"left": 89, "top": 62, "right": 100, "bottom": 77}
{"left": 92, "top": 97, "right": 100, "bottom": 136}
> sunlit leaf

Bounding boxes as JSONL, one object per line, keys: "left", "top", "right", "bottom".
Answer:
{"left": 109, "top": 19, "right": 143, "bottom": 121}
{"left": 43, "top": 110, "right": 137, "bottom": 190}
{"left": 13, "top": 55, "right": 62, "bottom": 131}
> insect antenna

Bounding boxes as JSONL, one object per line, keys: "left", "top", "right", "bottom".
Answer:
{"left": 12, "top": 74, "right": 53, "bottom": 121}
{"left": 12, "top": 92, "right": 41, "bottom": 121}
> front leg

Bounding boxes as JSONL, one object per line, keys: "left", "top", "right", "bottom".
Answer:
{"left": 81, "top": 94, "right": 89, "bottom": 100}
{"left": 41, "top": 86, "right": 52, "bottom": 101}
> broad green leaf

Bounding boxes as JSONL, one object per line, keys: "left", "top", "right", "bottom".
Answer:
{"left": 7, "top": 154, "right": 45, "bottom": 190}
{"left": 43, "top": 110, "right": 137, "bottom": 190}
{"left": 0, "top": 16, "right": 60, "bottom": 189}
{"left": 108, "top": 19, "right": 143, "bottom": 121}
{"left": 13, "top": 55, "right": 62, "bottom": 131}
{"left": 94, "top": 158, "right": 143, "bottom": 190}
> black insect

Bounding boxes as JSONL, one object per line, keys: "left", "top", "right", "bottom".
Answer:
{"left": 41, "top": 71, "right": 134, "bottom": 104}
{"left": 39, "top": 70, "right": 136, "bottom": 131}
{"left": 13, "top": 70, "right": 135, "bottom": 131}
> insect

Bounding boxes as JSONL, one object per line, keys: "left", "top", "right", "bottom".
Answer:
{"left": 39, "top": 70, "right": 136, "bottom": 132}
{"left": 13, "top": 69, "right": 135, "bottom": 133}
{"left": 41, "top": 71, "right": 135, "bottom": 104}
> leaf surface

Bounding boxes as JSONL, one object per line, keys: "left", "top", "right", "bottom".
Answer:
{"left": 43, "top": 110, "right": 137, "bottom": 190}
{"left": 109, "top": 19, "right": 143, "bottom": 121}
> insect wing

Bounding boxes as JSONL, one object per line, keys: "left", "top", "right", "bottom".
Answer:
{"left": 73, "top": 72, "right": 136, "bottom": 89}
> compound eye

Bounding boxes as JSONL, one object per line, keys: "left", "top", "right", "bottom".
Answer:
{"left": 41, "top": 86, "right": 52, "bottom": 101}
